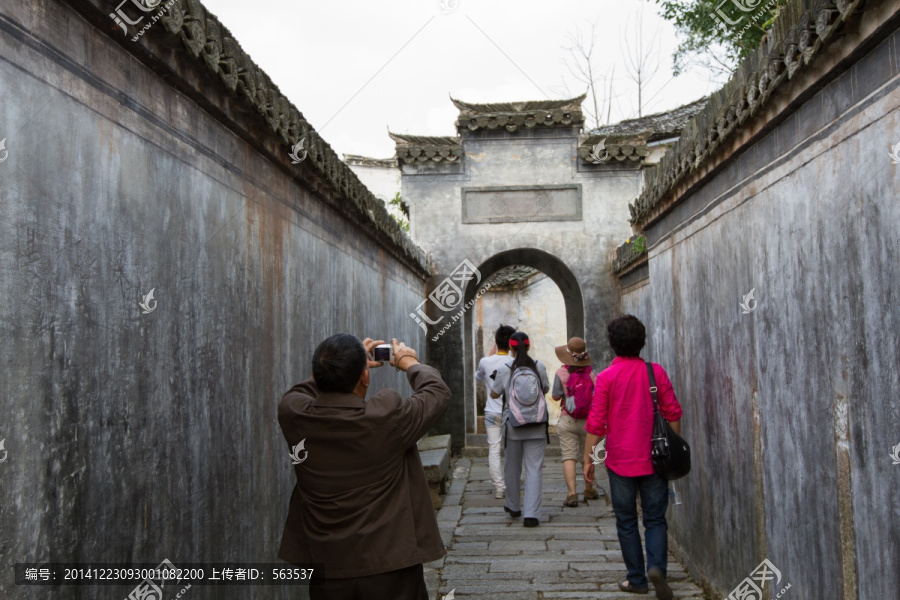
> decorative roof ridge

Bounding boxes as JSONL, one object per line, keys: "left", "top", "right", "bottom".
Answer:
{"left": 81, "top": 0, "right": 427, "bottom": 274}
{"left": 388, "top": 132, "right": 462, "bottom": 145}
{"left": 580, "top": 132, "right": 651, "bottom": 144}
{"left": 450, "top": 94, "right": 587, "bottom": 114}
{"left": 590, "top": 97, "right": 708, "bottom": 141}
{"left": 626, "top": 0, "right": 880, "bottom": 230}
{"left": 343, "top": 154, "right": 399, "bottom": 169}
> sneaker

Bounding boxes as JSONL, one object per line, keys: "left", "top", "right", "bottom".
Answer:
{"left": 523, "top": 518, "right": 539, "bottom": 527}
{"left": 495, "top": 489, "right": 506, "bottom": 499}
{"left": 563, "top": 494, "right": 579, "bottom": 507}
{"left": 583, "top": 486, "right": 600, "bottom": 500}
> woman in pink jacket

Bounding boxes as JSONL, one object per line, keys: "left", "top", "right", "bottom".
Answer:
{"left": 583, "top": 316, "right": 683, "bottom": 600}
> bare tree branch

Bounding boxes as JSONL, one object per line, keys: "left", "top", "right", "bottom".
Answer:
{"left": 622, "top": 2, "right": 662, "bottom": 118}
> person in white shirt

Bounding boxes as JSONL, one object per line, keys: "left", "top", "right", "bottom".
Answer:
{"left": 474, "top": 324, "right": 516, "bottom": 499}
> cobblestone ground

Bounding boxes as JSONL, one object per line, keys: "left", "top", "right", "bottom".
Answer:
{"left": 424, "top": 455, "right": 706, "bottom": 600}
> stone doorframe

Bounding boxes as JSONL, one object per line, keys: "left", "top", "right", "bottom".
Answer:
{"left": 462, "top": 248, "right": 585, "bottom": 434}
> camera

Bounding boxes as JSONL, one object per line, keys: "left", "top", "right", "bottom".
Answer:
{"left": 373, "top": 344, "right": 392, "bottom": 362}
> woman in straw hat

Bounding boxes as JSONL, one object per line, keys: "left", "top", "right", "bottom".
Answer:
{"left": 551, "top": 336, "right": 601, "bottom": 507}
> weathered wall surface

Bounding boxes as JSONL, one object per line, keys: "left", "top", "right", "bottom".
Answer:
{"left": 621, "top": 17, "right": 900, "bottom": 600}
{"left": 0, "top": 1, "right": 426, "bottom": 598}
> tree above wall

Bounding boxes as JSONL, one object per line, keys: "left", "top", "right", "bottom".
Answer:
{"left": 653, "top": 0, "right": 788, "bottom": 79}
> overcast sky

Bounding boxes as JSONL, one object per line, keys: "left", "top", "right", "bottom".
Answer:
{"left": 202, "top": 0, "right": 723, "bottom": 159}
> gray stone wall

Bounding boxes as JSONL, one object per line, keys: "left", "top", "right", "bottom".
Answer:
{"left": 0, "top": 1, "right": 425, "bottom": 598}
{"left": 622, "top": 28, "right": 900, "bottom": 600}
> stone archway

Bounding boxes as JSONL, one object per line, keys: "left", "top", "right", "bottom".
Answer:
{"left": 461, "top": 248, "right": 584, "bottom": 437}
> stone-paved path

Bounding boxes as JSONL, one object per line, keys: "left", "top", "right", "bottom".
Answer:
{"left": 424, "top": 455, "right": 706, "bottom": 600}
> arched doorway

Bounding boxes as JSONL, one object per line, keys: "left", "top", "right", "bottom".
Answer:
{"left": 462, "top": 248, "right": 585, "bottom": 436}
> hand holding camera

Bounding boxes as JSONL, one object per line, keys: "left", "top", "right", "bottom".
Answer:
{"left": 363, "top": 338, "right": 387, "bottom": 368}
{"left": 390, "top": 339, "right": 419, "bottom": 372}
{"left": 367, "top": 338, "right": 419, "bottom": 372}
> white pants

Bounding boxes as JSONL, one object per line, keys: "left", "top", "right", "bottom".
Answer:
{"left": 485, "top": 412, "right": 505, "bottom": 491}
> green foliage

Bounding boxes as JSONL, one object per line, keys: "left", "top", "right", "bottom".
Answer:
{"left": 653, "top": 0, "right": 787, "bottom": 78}
{"left": 389, "top": 192, "right": 410, "bottom": 233}
{"left": 631, "top": 235, "right": 647, "bottom": 254}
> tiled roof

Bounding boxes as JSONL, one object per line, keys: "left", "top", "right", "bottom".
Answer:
{"left": 389, "top": 133, "right": 463, "bottom": 164}
{"left": 452, "top": 94, "right": 586, "bottom": 133}
{"left": 451, "top": 95, "right": 586, "bottom": 114}
{"left": 343, "top": 154, "right": 398, "bottom": 169}
{"left": 482, "top": 265, "right": 541, "bottom": 290}
{"left": 590, "top": 98, "right": 708, "bottom": 142}
{"left": 388, "top": 133, "right": 462, "bottom": 146}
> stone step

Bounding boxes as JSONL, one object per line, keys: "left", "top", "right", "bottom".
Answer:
{"left": 465, "top": 433, "right": 561, "bottom": 446}
{"left": 418, "top": 435, "right": 452, "bottom": 509}
{"left": 417, "top": 433, "right": 451, "bottom": 452}
{"left": 462, "top": 432, "right": 562, "bottom": 458}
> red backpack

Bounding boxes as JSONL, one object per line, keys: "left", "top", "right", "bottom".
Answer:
{"left": 564, "top": 366, "right": 596, "bottom": 419}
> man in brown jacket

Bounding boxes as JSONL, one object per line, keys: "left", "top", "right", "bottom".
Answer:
{"left": 277, "top": 334, "right": 451, "bottom": 600}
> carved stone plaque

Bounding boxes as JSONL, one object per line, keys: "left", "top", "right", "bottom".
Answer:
{"left": 461, "top": 185, "right": 582, "bottom": 224}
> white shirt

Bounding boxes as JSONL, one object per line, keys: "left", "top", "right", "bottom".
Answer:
{"left": 475, "top": 352, "right": 513, "bottom": 414}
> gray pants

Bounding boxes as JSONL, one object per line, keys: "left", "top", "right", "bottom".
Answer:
{"left": 504, "top": 438, "right": 545, "bottom": 520}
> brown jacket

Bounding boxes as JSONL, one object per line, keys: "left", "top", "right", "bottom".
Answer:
{"left": 277, "top": 363, "right": 451, "bottom": 579}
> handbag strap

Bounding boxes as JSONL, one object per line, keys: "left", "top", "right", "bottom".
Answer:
{"left": 645, "top": 360, "right": 660, "bottom": 415}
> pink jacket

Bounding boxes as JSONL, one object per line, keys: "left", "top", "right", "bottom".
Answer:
{"left": 585, "top": 357, "right": 683, "bottom": 477}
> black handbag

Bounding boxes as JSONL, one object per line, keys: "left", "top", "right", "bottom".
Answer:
{"left": 646, "top": 361, "right": 691, "bottom": 480}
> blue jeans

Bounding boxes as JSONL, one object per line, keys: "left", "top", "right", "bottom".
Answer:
{"left": 606, "top": 467, "right": 669, "bottom": 587}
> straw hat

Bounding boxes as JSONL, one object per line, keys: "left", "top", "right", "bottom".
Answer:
{"left": 554, "top": 337, "right": 592, "bottom": 367}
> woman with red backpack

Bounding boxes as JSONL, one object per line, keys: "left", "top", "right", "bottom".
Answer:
{"left": 488, "top": 331, "right": 550, "bottom": 528}
{"left": 551, "top": 337, "right": 601, "bottom": 507}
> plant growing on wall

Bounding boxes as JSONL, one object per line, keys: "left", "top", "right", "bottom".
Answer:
{"left": 389, "top": 192, "right": 410, "bottom": 233}
{"left": 627, "top": 235, "right": 648, "bottom": 254}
